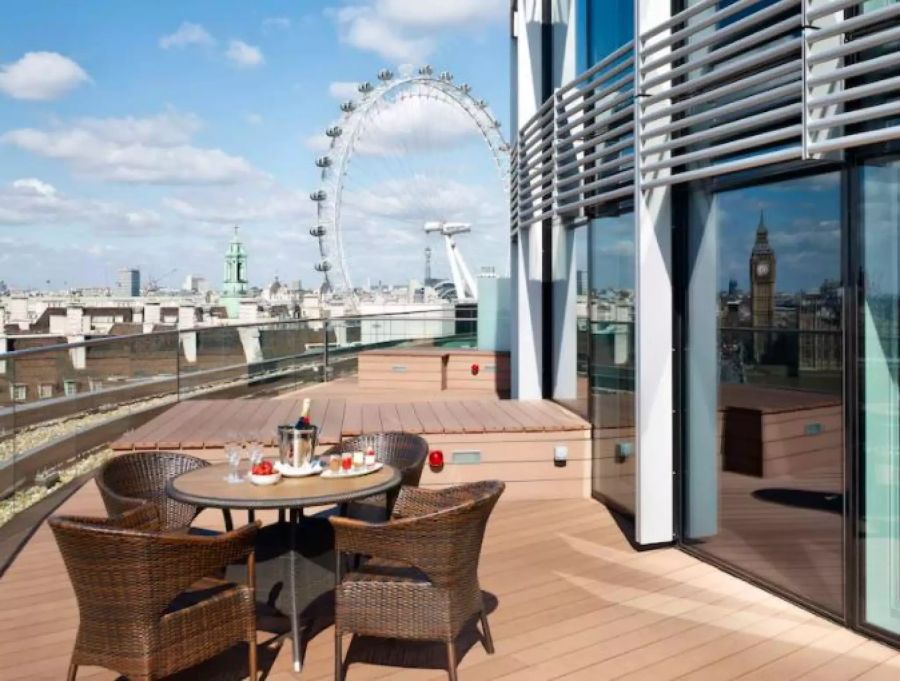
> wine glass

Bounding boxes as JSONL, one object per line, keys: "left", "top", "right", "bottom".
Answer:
{"left": 248, "top": 439, "right": 264, "bottom": 469}
{"left": 224, "top": 430, "right": 242, "bottom": 483}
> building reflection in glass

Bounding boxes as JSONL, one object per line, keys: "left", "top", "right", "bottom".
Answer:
{"left": 686, "top": 172, "right": 845, "bottom": 615}
{"left": 586, "top": 212, "right": 635, "bottom": 514}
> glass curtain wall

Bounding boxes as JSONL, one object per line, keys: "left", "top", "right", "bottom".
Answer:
{"left": 589, "top": 212, "right": 636, "bottom": 512}
{"left": 684, "top": 173, "right": 845, "bottom": 615}
{"left": 859, "top": 158, "right": 900, "bottom": 637}
{"left": 585, "top": 0, "right": 633, "bottom": 69}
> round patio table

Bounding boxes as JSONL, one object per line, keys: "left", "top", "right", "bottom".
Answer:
{"left": 166, "top": 463, "right": 402, "bottom": 674}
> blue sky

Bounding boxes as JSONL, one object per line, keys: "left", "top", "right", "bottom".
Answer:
{"left": 0, "top": 1, "right": 509, "bottom": 291}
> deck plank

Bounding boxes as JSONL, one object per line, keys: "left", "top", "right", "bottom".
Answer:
{"left": 428, "top": 401, "right": 464, "bottom": 433}
{"left": 494, "top": 400, "right": 546, "bottom": 431}
{"left": 378, "top": 403, "right": 403, "bottom": 432}
{"left": 258, "top": 399, "right": 300, "bottom": 446}
{"left": 342, "top": 402, "right": 364, "bottom": 437}
{"left": 361, "top": 403, "right": 383, "bottom": 434}
{"left": 395, "top": 402, "right": 424, "bottom": 433}
{"left": 411, "top": 402, "right": 444, "bottom": 433}
{"left": 318, "top": 399, "right": 346, "bottom": 444}
{"left": 442, "top": 401, "right": 485, "bottom": 434}
{"left": 155, "top": 400, "right": 220, "bottom": 448}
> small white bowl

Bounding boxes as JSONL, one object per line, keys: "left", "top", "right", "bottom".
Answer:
{"left": 249, "top": 471, "right": 282, "bottom": 486}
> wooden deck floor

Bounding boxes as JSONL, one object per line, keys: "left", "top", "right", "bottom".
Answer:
{"left": 3, "top": 478, "right": 900, "bottom": 680}
{"left": 112, "top": 387, "right": 588, "bottom": 451}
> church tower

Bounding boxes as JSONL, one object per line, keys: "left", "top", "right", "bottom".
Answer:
{"left": 222, "top": 226, "right": 248, "bottom": 318}
{"left": 750, "top": 211, "right": 776, "bottom": 361}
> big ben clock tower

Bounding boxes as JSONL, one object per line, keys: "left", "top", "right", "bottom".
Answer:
{"left": 750, "top": 211, "right": 776, "bottom": 361}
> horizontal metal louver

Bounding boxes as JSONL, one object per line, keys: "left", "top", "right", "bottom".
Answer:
{"left": 555, "top": 41, "right": 636, "bottom": 217}
{"left": 510, "top": 143, "right": 520, "bottom": 236}
{"left": 638, "top": 0, "right": 804, "bottom": 190}
{"left": 508, "top": 0, "right": 900, "bottom": 233}
{"left": 516, "top": 97, "right": 555, "bottom": 228}
{"left": 805, "top": 0, "right": 900, "bottom": 155}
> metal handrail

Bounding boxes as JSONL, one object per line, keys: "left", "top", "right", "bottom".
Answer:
{"left": 0, "top": 312, "right": 469, "bottom": 359}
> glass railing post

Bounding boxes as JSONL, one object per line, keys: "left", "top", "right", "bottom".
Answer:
{"left": 322, "top": 320, "right": 330, "bottom": 383}
{"left": 176, "top": 329, "right": 182, "bottom": 402}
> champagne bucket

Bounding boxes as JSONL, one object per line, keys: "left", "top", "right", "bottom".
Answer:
{"left": 277, "top": 425, "right": 318, "bottom": 469}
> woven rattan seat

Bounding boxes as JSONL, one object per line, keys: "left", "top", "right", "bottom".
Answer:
{"left": 50, "top": 503, "right": 260, "bottom": 681}
{"left": 330, "top": 480, "right": 505, "bottom": 681}
{"left": 97, "top": 450, "right": 233, "bottom": 531}
{"left": 324, "top": 433, "right": 428, "bottom": 521}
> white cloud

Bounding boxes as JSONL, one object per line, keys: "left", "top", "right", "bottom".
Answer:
{"left": 2, "top": 112, "right": 263, "bottom": 185}
{"left": 338, "top": 174, "right": 507, "bottom": 282}
{"left": 360, "top": 97, "right": 481, "bottom": 155}
{"left": 329, "top": 81, "right": 361, "bottom": 100}
{"left": 305, "top": 96, "right": 480, "bottom": 156}
{"left": 336, "top": 6, "right": 434, "bottom": 62}
{"left": 304, "top": 133, "right": 331, "bottom": 153}
{"left": 0, "top": 52, "right": 89, "bottom": 101}
{"left": 0, "top": 177, "right": 161, "bottom": 232}
{"left": 226, "top": 40, "right": 265, "bottom": 68}
{"left": 334, "top": 1, "right": 505, "bottom": 62}
{"left": 245, "top": 113, "right": 264, "bottom": 126}
{"left": 375, "top": 0, "right": 506, "bottom": 28}
{"left": 262, "top": 17, "right": 291, "bottom": 31}
{"left": 163, "top": 184, "right": 311, "bottom": 224}
{"left": 159, "top": 22, "right": 216, "bottom": 49}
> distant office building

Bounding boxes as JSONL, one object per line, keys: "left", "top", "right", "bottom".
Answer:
{"left": 116, "top": 269, "right": 140, "bottom": 297}
{"left": 182, "top": 274, "right": 209, "bottom": 294}
{"left": 576, "top": 269, "right": 588, "bottom": 297}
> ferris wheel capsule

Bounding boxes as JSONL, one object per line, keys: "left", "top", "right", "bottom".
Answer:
{"left": 477, "top": 98, "right": 488, "bottom": 108}
{"left": 310, "top": 225, "right": 327, "bottom": 237}
{"left": 315, "top": 156, "right": 332, "bottom": 168}
{"left": 418, "top": 65, "right": 433, "bottom": 76}
{"left": 310, "top": 190, "right": 326, "bottom": 202}
{"left": 439, "top": 71, "right": 454, "bottom": 82}
{"left": 358, "top": 81, "right": 374, "bottom": 94}
{"left": 340, "top": 100, "right": 356, "bottom": 113}
{"left": 458, "top": 83, "right": 472, "bottom": 94}
{"left": 315, "top": 260, "right": 332, "bottom": 272}
{"left": 377, "top": 69, "right": 394, "bottom": 81}
{"left": 326, "top": 126, "right": 342, "bottom": 138}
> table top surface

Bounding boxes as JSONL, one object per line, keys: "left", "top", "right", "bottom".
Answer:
{"left": 166, "top": 462, "right": 401, "bottom": 510}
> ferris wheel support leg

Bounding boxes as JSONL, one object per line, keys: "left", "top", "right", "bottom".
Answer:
{"left": 454, "top": 244, "right": 479, "bottom": 301}
{"left": 444, "top": 236, "right": 467, "bottom": 300}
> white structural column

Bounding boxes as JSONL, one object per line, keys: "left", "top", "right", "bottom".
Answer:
{"left": 634, "top": 0, "right": 674, "bottom": 545}
{"left": 552, "top": 216, "right": 578, "bottom": 400}
{"left": 516, "top": 225, "right": 544, "bottom": 398}
{"left": 512, "top": 0, "right": 547, "bottom": 399}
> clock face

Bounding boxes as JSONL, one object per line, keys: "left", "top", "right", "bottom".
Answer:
{"left": 756, "top": 262, "right": 770, "bottom": 278}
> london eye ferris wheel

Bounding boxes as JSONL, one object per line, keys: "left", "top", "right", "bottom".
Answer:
{"left": 309, "top": 65, "right": 510, "bottom": 302}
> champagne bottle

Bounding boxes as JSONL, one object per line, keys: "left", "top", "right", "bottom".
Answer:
{"left": 296, "top": 398, "right": 311, "bottom": 428}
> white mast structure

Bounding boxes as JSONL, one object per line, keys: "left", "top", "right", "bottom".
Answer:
{"left": 424, "top": 221, "right": 478, "bottom": 301}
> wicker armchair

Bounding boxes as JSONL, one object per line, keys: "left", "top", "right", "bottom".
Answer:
{"left": 50, "top": 503, "right": 260, "bottom": 681}
{"left": 97, "top": 451, "right": 233, "bottom": 532}
{"left": 330, "top": 480, "right": 505, "bottom": 681}
{"left": 326, "top": 432, "right": 429, "bottom": 520}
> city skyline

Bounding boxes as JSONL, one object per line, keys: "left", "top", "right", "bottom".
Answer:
{"left": 0, "top": 1, "right": 509, "bottom": 291}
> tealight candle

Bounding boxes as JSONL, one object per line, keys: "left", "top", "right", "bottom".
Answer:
{"left": 352, "top": 451, "right": 365, "bottom": 470}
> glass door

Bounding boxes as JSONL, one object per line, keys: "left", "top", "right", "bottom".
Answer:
{"left": 683, "top": 172, "right": 845, "bottom": 615}
{"left": 860, "top": 158, "right": 900, "bottom": 637}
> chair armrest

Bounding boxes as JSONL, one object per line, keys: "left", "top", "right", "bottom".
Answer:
{"left": 391, "top": 485, "right": 476, "bottom": 518}
{"left": 65, "top": 502, "right": 161, "bottom": 532}
{"left": 150, "top": 521, "right": 260, "bottom": 599}
{"left": 331, "top": 513, "right": 466, "bottom": 584}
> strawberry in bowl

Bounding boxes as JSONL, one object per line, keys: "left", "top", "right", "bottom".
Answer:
{"left": 249, "top": 459, "right": 281, "bottom": 485}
